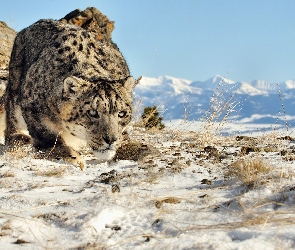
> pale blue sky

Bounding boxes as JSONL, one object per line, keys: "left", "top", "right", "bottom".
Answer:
{"left": 1, "top": 0, "right": 295, "bottom": 82}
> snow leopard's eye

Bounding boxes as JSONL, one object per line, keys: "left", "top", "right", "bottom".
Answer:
{"left": 118, "top": 111, "right": 127, "bottom": 118}
{"left": 87, "top": 110, "right": 100, "bottom": 119}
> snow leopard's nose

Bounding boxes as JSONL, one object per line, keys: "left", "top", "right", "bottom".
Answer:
{"left": 103, "top": 135, "right": 118, "bottom": 145}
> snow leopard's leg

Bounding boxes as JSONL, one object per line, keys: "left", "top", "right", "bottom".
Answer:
{"left": 4, "top": 35, "right": 32, "bottom": 146}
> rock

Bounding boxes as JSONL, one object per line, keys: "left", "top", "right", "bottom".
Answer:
{"left": 60, "top": 7, "right": 115, "bottom": 41}
{"left": 0, "top": 21, "right": 16, "bottom": 100}
{"left": 0, "top": 21, "right": 16, "bottom": 70}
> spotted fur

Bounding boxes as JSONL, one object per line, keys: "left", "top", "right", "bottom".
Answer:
{"left": 4, "top": 19, "right": 136, "bottom": 166}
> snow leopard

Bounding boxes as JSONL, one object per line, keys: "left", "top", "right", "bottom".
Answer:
{"left": 4, "top": 11, "right": 137, "bottom": 167}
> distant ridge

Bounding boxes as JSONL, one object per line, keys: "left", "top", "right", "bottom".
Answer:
{"left": 134, "top": 75, "right": 295, "bottom": 126}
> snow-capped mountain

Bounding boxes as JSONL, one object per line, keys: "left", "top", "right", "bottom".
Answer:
{"left": 134, "top": 75, "right": 295, "bottom": 126}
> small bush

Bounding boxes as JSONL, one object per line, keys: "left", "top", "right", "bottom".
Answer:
{"left": 141, "top": 105, "right": 165, "bottom": 130}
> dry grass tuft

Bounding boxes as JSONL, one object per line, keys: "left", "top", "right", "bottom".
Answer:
{"left": 0, "top": 170, "right": 15, "bottom": 178}
{"left": 1, "top": 143, "right": 33, "bottom": 161}
{"left": 0, "top": 220, "right": 12, "bottom": 236}
{"left": 34, "top": 165, "right": 70, "bottom": 177}
{"left": 155, "top": 197, "right": 181, "bottom": 208}
{"left": 0, "top": 177, "right": 22, "bottom": 188}
{"left": 199, "top": 76, "right": 241, "bottom": 139}
{"left": 227, "top": 156, "right": 272, "bottom": 187}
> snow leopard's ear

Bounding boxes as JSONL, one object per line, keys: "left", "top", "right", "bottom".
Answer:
{"left": 123, "top": 76, "right": 141, "bottom": 91}
{"left": 63, "top": 76, "right": 89, "bottom": 99}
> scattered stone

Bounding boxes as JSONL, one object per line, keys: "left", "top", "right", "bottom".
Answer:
{"left": 143, "top": 235, "right": 151, "bottom": 242}
{"left": 151, "top": 218, "right": 162, "bottom": 227}
{"left": 236, "top": 135, "right": 255, "bottom": 141}
{"left": 99, "top": 169, "right": 117, "bottom": 184}
{"left": 240, "top": 146, "right": 261, "bottom": 155}
{"left": 204, "top": 146, "right": 220, "bottom": 161}
{"left": 280, "top": 150, "right": 288, "bottom": 156}
{"left": 201, "top": 179, "right": 212, "bottom": 185}
{"left": 172, "top": 152, "right": 181, "bottom": 156}
{"left": 278, "top": 135, "right": 293, "bottom": 141}
{"left": 14, "top": 239, "right": 30, "bottom": 244}
{"left": 105, "top": 224, "right": 121, "bottom": 231}
{"left": 155, "top": 200, "right": 162, "bottom": 208}
{"left": 199, "top": 194, "right": 210, "bottom": 199}
{"left": 111, "top": 184, "right": 120, "bottom": 193}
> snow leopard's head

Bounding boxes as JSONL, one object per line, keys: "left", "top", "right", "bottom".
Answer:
{"left": 61, "top": 76, "right": 136, "bottom": 160}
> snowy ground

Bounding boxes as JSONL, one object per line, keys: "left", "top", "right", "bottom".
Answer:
{"left": 0, "top": 122, "right": 295, "bottom": 249}
{"left": 163, "top": 119, "right": 294, "bottom": 136}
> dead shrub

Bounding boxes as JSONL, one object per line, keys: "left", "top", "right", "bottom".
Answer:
{"left": 227, "top": 157, "right": 272, "bottom": 187}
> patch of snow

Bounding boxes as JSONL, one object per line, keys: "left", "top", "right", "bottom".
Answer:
{"left": 86, "top": 207, "right": 125, "bottom": 234}
{"left": 1, "top": 124, "right": 295, "bottom": 249}
{"left": 285, "top": 80, "right": 295, "bottom": 89}
{"left": 237, "top": 82, "right": 268, "bottom": 96}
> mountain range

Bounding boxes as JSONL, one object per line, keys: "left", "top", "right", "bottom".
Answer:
{"left": 133, "top": 75, "right": 295, "bottom": 127}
